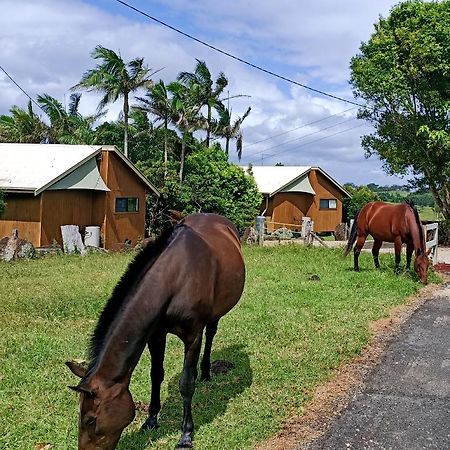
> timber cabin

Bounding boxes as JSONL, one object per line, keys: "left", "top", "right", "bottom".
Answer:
{"left": 0, "top": 144, "right": 159, "bottom": 250}
{"left": 245, "top": 166, "right": 350, "bottom": 233}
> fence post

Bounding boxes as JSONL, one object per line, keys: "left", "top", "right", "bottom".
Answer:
{"left": 255, "top": 216, "right": 265, "bottom": 246}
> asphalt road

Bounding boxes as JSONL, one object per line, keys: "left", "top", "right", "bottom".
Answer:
{"left": 307, "top": 283, "right": 450, "bottom": 450}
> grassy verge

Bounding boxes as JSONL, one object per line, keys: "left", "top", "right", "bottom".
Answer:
{"left": 0, "top": 246, "right": 439, "bottom": 450}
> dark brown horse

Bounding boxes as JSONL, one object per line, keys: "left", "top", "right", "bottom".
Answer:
{"left": 66, "top": 213, "right": 245, "bottom": 449}
{"left": 344, "top": 201, "right": 431, "bottom": 283}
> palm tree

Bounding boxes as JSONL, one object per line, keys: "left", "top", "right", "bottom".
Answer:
{"left": 178, "top": 60, "right": 228, "bottom": 147}
{"left": 135, "top": 80, "right": 171, "bottom": 177}
{"left": 0, "top": 100, "right": 49, "bottom": 143}
{"left": 37, "top": 93, "right": 101, "bottom": 144}
{"left": 212, "top": 105, "right": 251, "bottom": 159}
{"left": 72, "top": 45, "right": 154, "bottom": 157}
{"left": 167, "top": 81, "right": 206, "bottom": 181}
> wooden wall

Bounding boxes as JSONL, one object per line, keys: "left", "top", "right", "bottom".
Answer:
{"left": 264, "top": 169, "right": 345, "bottom": 233}
{"left": 40, "top": 190, "right": 104, "bottom": 246}
{"left": 100, "top": 151, "right": 147, "bottom": 250}
{"left": 0, "top": 194, "right": 41, "bottom": 245}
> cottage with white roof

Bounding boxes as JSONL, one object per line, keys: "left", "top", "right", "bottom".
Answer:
{"left": 243, "top": 165, "right": 350, "bottom": 233}
{"left": 0, "top": 144, "right": 159, "bottom": 249}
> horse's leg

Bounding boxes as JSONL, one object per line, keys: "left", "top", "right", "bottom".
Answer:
{"left": 141, "top": 332, "right": 167, "bottom": 431}
{"left": 353, "top": 234, "right": 367, "bottom": 272}
{"left": 394, "top": 236, "right": 403, "bottom": 274}
{"left": 177, "top": 331, "right": 203, "bottom": 449}
{"left": 200, "top": 319, "right": 219, "bottom": 381}
{"left": 406, "top": 241, "right": 414, "bottom": 270}
{"left": 372, "top": 239, "right": 383, "bottom": 269}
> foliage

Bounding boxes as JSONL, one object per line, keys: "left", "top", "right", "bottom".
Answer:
{"left": 350, "top": 0, "right": 450, "bottom": 219}
{"left": 438, "top": 219, "right": 450, "bottom": 245}
{"left": 178, "top": 59, "right": 228, "bottom": 147}
{"left": 139, "top": 144, "right": 262, "bottom": 234}
{"left": 73, "top": 45, "right": 155, "bottom": 157}
{"left": 343, "top": 184, "right": 380, "bottom": 218}
{"left": 0, "top": 49, "right": 254, "bottom": 235}
{"left": 0, "top": 101, "right": 49, "bottom": 143}
{"left": 211, "top": 104, "right": 251, "bottom": 159}
{"left": 0, "top": 246, "right": 439, "bottom": 450}
{"left": 167, "top": 80, "right": 207, "bottom": 181}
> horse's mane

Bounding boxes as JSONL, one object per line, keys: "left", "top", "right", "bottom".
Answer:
{"left": 405, "top": 200, "right": 424, "bottom": 247}
{"left": 86, "top": 223, "right": 184, "bottom": 374}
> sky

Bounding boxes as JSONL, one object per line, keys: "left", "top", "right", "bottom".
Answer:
{"left": 0, "top": 0, "right": 407, "bottom": 186}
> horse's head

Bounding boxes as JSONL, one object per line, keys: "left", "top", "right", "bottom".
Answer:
{"left": 66, "top": 361, "right": 135, "bottom": 450}
{"left": 414, "top": 248, "right": 431, "bottom": 284}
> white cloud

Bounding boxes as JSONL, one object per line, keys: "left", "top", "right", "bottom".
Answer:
{"left": 0, "top": 0, "right": 404, "bottom": 185}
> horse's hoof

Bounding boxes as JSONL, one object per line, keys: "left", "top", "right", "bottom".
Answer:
{"left": 354, "top": 268, "right": 360, "bottom": 272}
{"left": 200, "top": 373, "right": 211, "bottom": 382}
{"left": 140, "top": 416, "right": 158, "bottom": 432}
{"left": 176, "top": 434, "right": 193, "bottom": 448}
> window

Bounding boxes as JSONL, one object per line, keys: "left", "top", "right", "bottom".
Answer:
{"left": 320, "top": 199, "right": 337, "bottom": 210}
{"left": 115, "top": 197, "right": 139, "bottom": 213}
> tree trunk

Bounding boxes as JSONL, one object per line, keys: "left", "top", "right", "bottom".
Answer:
{"left": 124, "top": 93, "right": 129, "bottom": 158}
{"left": 225, "top": 137, "right": 230, "bottom": 156}
{"left": 206, "top": 104, "right": 211, "bottom": 147}
{"left": 179, "top": 134, "right": 186, "bottom": 182}
{"left": 164, "top": 116, "right": 168, "bottom": 180}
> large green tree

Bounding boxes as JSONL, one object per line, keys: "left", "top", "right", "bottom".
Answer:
{"left": 138, "top": 144, "right": 261, "bottom": 233}
{"left": 73, "top": 46, "right": 154, "bottom": 157}
{"left": 350, "top": 0, "right": 450, "bottom": 219}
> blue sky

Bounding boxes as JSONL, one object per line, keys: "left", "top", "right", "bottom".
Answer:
{"left": 0, "top": 0, "right": 407, "bottom": 186}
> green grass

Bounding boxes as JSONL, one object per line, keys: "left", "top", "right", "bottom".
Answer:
{"left": 418, "top": 206, "right": 440, "bottom": 221}
{"left": 0, "top": 247, "right": 440, "bottom": 450}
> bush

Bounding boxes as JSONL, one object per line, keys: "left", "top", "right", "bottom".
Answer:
{"left": 343, "top": 185, "right": 380, "bottom": 219}
{"left": 438, "top": 219, "right": 450, "bottom": 246}
{"left": 139, "top": 144, "right": 262, "bottom": 234}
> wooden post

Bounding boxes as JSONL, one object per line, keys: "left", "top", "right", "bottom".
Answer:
{"left": 255, "top": 216, "right": 265, "bottom": 246}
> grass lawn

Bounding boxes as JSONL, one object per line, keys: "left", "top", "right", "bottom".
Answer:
{"left": 0, "top": 246, "right": 439, "bottom": 450}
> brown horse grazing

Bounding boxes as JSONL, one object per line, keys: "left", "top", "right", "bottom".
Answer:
{"left": 344, "top": 201, "right": 431, "bottom": 283}
{"left": 66, "top": 213, "right": 245, "bottom": 450}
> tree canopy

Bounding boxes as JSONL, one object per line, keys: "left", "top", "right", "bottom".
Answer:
{"left": 350, "top": 0, "right": 450, "bottom": 219}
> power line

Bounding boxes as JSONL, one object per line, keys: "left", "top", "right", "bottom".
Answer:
{"left": 245, "top": 115, "right": 358, "bottom": 159}
{"left": 114, "top": 0, "right": 366, "bottom": 108}
{"left": 0, "top": 64, "right": 43, "bottom": 112}
{"left": 248, "top": 122, "right": 366, "bottom": 164}
{"left": 246, "top": 105, "right": 358, "bottom": 148}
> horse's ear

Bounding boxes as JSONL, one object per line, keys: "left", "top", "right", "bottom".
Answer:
{"left": 66, "top": 361, "right": 87, "bottom": 378}
{"left": 68, "top": 383, "right": 96, "bottom": 398}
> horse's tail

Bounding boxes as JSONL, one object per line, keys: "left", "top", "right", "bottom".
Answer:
{"left": 343, "top": 210, "right": 360, "bottom": 257}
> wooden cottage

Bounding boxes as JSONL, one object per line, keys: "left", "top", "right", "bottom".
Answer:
{"left": 245, "top": 166, "right": 350, "bottom": 233}
{"left": 0, "top": 144, "right": 159, "bottom": 250}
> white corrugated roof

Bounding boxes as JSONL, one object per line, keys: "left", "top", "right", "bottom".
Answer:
{"left": 0, "top": 144, "right": 101, "bottom": 193}
{"left": 242, "top": 165, "right": 311, "bottom": 195}
{"left": 242, "top": 165, "right": 350, "bottom": 197}
{"left": 0, "top": 143, "right": 160, "bottom": 196}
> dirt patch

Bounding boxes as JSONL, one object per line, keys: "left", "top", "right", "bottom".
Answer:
{"left": 211, "top": 359, "right": 235, "bottom": 375}
{"left": 254, "top": 279, "right": 446, "bottom": 450}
